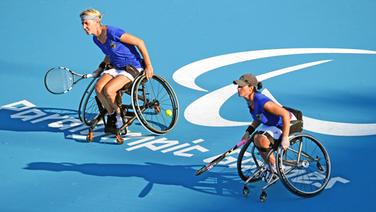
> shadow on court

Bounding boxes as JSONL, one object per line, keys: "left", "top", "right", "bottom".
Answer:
{"left": 0, "top": 106, "right": 149, "bottom": 143}
{"left": 23, "top": 161, "right": 243, "bottom": 198}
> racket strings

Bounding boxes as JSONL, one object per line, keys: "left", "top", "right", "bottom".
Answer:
{"left": 45, "top": 68, "right": 74, "bottom": 94}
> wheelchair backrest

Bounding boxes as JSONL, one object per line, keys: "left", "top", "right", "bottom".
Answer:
{"left": 283, "top": 106, "right": 303, "bottom": 133}
{"left": 125, "top": 65, "right": 143, "bottom": 79}
{"left": 283, "top": 106, "right": 303, "bottom": 121}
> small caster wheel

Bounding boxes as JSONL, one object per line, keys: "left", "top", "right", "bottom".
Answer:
{"left": 260, "top": 191, "right": 267, "bottom": 203}
{"left": 87, "top": 131, "right": 94, "bottom": 142}
{"left": 242, "top": 185, "right": 249, "bottom": 197}
{"left": 115, "top": 133, "right": 124, "bottom": 144}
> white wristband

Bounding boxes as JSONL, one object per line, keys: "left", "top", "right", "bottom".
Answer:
{"left": 86, "top": 73, "right": 94, "bottom": 78}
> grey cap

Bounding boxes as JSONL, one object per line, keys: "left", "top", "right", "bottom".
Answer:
{"left": 233, "top": 73, "right": 258, "bottom": 87}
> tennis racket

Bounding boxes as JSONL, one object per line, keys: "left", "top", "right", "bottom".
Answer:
{"left": 44, "top": 66, "right": 91, "bottom": 94}
{"left": 195, "top": 139, "right": 249, "bottom": 176}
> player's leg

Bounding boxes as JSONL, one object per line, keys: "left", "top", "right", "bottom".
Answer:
{"left": 102, "top": 75, "right": 132, "bottom": 129}
{"left": 254, "top": 134, "right": 276, "bottom": 167}
{"left": 95, "top": 73, "right": 114, "bottom": 113}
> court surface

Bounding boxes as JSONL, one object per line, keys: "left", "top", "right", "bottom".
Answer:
{"left": 1, "top": 0, "right": 376, "bottom": 211}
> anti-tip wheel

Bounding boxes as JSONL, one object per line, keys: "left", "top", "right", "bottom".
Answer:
{"left": 260, "top": 191, "right": 267, "bottom": 203}
{"left": 242, "top": 186, "right": 250, "bottom": 197}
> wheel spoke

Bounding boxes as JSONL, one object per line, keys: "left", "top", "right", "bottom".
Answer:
{"left": 279, "top": 134, "right": 330, "bottom": 196}
{"left": 132, "top": 75, "right": 178, "bottom": 134}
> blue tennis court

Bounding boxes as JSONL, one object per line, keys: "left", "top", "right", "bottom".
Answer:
{"left": 1, "top": 0, "right": 376, "bottom": 211}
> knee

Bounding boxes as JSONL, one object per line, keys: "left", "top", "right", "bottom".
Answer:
{"left": 254, "top": 134, "right": 262, "bottom": 147}
{"left": 95, "top": 83, "right": 104, "bottom": 95}
{"left": 254, "top": 134, "right": 269, "bottom": 148}
{"left": 102, "top": 85, "right": 116, "bottom": 97}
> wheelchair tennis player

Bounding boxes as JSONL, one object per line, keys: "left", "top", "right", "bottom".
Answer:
{"left": 80, "top": 8, "right": 154, "bottom": 133}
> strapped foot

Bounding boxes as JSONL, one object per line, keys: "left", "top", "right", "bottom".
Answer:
{"left": 261, "top": 167, "right": 279, "bottom": 183}
{"left": 104, "top": 113, "right": 117, "bottom": 133}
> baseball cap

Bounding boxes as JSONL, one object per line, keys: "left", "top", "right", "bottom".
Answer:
{"left": 233, "top": 73, "right": 258, "bottom": 87}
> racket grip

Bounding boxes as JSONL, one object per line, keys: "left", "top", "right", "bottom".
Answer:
{"left": 237, "top": 139, "right": 247, "bottom": 147}
{"left": 85, "top": 73, "right": 94, "bottom": 78}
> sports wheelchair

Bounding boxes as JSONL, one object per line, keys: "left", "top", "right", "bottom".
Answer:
{"left": 77, "top": 66, "right": 179, "bottom": 144}
{"left": 237, "top": 108, "right": 331, "bottom": 202}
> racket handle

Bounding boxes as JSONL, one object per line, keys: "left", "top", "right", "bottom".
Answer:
{"left": 237, "top": 139, "right": 247, "bottom": 147}
{"left": 85, "top": 73, "right": 94, "bottom": 78}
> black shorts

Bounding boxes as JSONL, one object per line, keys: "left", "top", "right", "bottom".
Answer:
{"left": 254, "top": 131, "right": 281, "bottom": 151}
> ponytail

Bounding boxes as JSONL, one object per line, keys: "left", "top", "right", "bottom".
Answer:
{"left": 256, "top": 82, "right": 263, "bottom": 90}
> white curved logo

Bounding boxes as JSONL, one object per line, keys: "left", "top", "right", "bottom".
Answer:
{"left": 172, "top": 48, "right": 376, "bottom": 136}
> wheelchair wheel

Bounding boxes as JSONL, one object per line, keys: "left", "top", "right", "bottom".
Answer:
{"left": 131, "top": 74, "right": 179, "bottom": 134}
{"left": 277, "top": 133, "right": 331, "bottom": 197}
{"left": 80, "top": 78, "right": 102, "bottom": 126}
{"left": 78, "top": 78, "right": 96, "bottom": 123}
{"left": 237, "top": 139, "right": 265, "bottom": 182}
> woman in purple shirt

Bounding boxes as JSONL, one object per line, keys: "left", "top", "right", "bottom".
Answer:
{"left": 80, "top": 8, "right": 153, "bottom": 132}
{"left": 233, "top": 73, "right": 292, "bottom": 177}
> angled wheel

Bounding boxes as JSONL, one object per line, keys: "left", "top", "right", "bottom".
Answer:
{"left": 237, "top": 139, "right": 265, "bottom": 182}
{"left": 277, "top": 133, "right": 331, "bottom": 197}
{"left": 78, "top": 78, "right": 96, "bottom": 123}
{"left": 79, "top": 78, "right": 102, "bottom": 126}
{"left": 131, "top": 74, "right": 179, "bottom": 134}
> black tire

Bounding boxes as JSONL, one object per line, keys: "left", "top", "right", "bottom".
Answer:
{"left": 80, "top": 78, "right": 102, "bottom": 126}
{"left": 78, "top": 78, "right": 97, "bottom": 123}
{"left": 131, "top": 74, "right": 179, "bottom": 134}
{"left": 237, "top": 139, "right": 264, "bottom": 182}
{"left": 277, "top": 133, "right": 331, "bottom": 197}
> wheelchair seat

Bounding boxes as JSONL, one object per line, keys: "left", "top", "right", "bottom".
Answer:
{"left": 118, "top": 65, "right": 143, "bottom": 94}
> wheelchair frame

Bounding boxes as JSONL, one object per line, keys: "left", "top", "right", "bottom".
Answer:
{"left": 78, "top": 71, "right": 179, "bottom": 144}
{"left": 237, "top": 121, "right": 331, "bottom": 202}
{"left": 194, "top": 118, "right": 331, "bottom": 202}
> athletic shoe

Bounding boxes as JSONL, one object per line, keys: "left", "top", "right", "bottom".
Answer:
{"left": 115, "top": 114, "right": 128, "bottom": 135}
{"left": 261, "top": 167, "right": 279, "bottom": 183}
{"left": 115, "top": 114, "right": 123, "bottom": 129}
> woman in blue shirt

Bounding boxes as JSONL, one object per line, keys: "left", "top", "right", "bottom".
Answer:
{"left": 80, "top": 8, "right": 153, "bottom": 132}
{"left": 233, "top": 73, "right": 292, "bottom": 174}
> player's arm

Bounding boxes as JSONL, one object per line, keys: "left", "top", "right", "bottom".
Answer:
{"left": 86, "top": 56, "right": 109, "bottom": 78}
{"left": 119, "top": 33, "right": 153, "bottom": 79}
{"left": 241, "top": 121, "right": 260, "bottom": 141}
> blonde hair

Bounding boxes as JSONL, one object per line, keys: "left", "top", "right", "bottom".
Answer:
{"left": 80, "top": 8, "right": 102, "bottom": 22}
